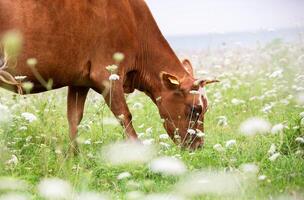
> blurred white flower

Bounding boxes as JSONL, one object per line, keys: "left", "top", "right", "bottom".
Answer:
{"left": 0, "top": 177, "right": 28, "bottom": 191}
{"left": 101, "top": 141, "right": 156, "bottom": 165}
{"left": 231, "top": 98, "right": 245, "bottom": 105}
{"left": 268, "top": 144, "right": 277, "bottom": 155}
{"left": 21, "top": 112, "right": 37, "bottom": 123}
{"left": 109, "top": 74, "right": 120, "bottom": 81}
{"left": 258, "top": 175, "right": 267, "bottom": 181}
{"left": 0, "top": 104, "right": 11, "bottom": 125}
{"left": 217, "top": 116, "right": 228, "bottom": 126}
{"left": 261, "top": 103, "right": 274, "bottom": 113}
{"left": 300, "top": 112, "right": 304, "bottom": 119}
{"left": 146, "top": 127, "right": 153, "bottom": 134}
{"left": 37, "top": 178, "right": 72, "bottom": 200}
{"left": 295, "top": 93, "right": 304, "bottom": 105}
{"left": 126, "top": 191, "right": 144, "bottom": 200}
{"left": 142, "top": 139, "right": 154, "bottom": 146}
{"left": 240, "top": 163, "right": 259, "bottom": 174}
{"left": 149, "top": 156, "right": 187, "bottom": 176}
{"left": 84, "top": 139, "right": 92, "bottom": 145}
{"left": 6, "top": 155, "right": 18, "bottom": 166}
{"left": 295, "top": 137, "right": 304, "bottom": 144}
{"left": 239, "top": 117, "right": 271, "bottom": 136}
{"left": 113, "top": 52, "right": 125, "bottom": 63}
{"left": 175, "top": 170, "right": 243, "bottom": 196}
{"left": 143, "top": 194, "right": 185, "bottom": 200}
{"left": 102, "top": 117, "right": 119, "bottom": 125}
{"left": 75, "top": 192, "right": 108, "bottom": 200}
{"left": 196, "top": 130, "right": 205, "bottom": 138}
{"left": 271, "top": 124, "right": 285, "bottom": 134}
{"left": 160, "top": 142, "right": 171, "bottom": 149}
{"left": 159, "top": 134, "right": 169, "bottom": 139}
{"left": 269, "top": 69, "right": 283, "bottom": 78}
{"left": 0, "top": 193, "right": 29, "bottom": 200}
{"left": 225, "top": 140, "right": 236, "bottom": 148}
{"left": 301, "top": 118, "right": 304, "bottom": 127}
{"left": 269, "top": 153, "right": 280, "bottom": 162}
{"left": 213, "top": 144, "right": 225, "bottom": 152}
{"left": 117, "top": 172, "right": 132, "bottom": 180}
{"left": 187, "top": 129, "right": 196, "bottom": 135}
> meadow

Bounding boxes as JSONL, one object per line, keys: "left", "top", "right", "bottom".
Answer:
{"left": 0, "top": 39, "right": 304, "bottom": 199}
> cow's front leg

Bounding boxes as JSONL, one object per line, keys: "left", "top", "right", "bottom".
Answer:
{"left": 102, "top": 80, "right": 138, "bottom": 140}
{"left": 67, "top": 86, "right": 89, "bottom": 153}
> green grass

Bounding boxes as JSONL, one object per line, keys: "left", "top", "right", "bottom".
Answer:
{"left": 0, "top": 41, "right": 304, "bottom": 199}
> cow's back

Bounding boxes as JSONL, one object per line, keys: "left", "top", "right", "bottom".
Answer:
{"left": 0, "top": 0, "right": 139, "bottom": 89}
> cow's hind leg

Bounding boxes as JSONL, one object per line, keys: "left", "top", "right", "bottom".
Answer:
{"left": 67, "top": 86, "right": 89, "bottom": 154}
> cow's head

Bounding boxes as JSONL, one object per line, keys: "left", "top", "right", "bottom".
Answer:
{"left": 157, "top": 59, "right": 218, "bottom": 150}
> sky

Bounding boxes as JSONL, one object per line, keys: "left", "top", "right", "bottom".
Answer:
{"left": 145, "top": 0, "right": 304, "bottom": 36}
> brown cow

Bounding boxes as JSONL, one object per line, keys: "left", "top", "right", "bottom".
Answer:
{"left": 0, "top": 0, "right": 217, "bottom": 151}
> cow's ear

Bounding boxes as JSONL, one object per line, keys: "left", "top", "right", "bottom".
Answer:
{"left": 182, "top": 59, "right": 194, "bottom": 76}
{"left": 160, "top": 71, "right": 180, "bottom": 90}
{"left": 195, "top": 79, "right": 220, "bottom": 87}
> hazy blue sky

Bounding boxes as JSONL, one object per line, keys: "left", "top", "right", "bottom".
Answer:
{"left": 145, "top": 0, "right": 304, "bottom": 36}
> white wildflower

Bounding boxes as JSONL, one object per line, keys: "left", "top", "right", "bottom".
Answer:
{"left": 196, "top": 130, "right": 205, "bottom": 138}
{"left": 0, "top": 193, "right": 29, "bottom": 200}
{"left": 296, "top": 93, "right": 304, "bottom": 105}
{"left": 217, "top": 116, "right": 228, "bottom": 126}
{"left": 117, "top": 172, "right": 132, "bottom": 180}
{"left": 213, "top": 144, "right": 225, "bottom": 152}
{"left": 6, "top": 155, "right": 18, "bottom": 166}
{"left": 105, "top": 64, "right": 118, "bottom": 72}
{"left": 0, "top": 104, "right": 11, "bottom": 125}
{"left": 299, "top": 112, "right": 304, "bottom": 119}
{"left": 84, "top": 139, "right": 92, "bottom": 145}
{"left": 109, "top": 74, "right": 120, "bottom": 81}
{"left": 143, "top": 194, "right": 185, "bottom": 200}
{"left": 159, "top": 134, "right": 169, "bottom": 139}
{"left": 159, "top": 142, "right": 171, "bottom": 149}
{"left": 149, "top": 156, "right": 187, "bottom": 176}
{"left": 142, "top": 139, "right": 154, "bottom": 146}
{"left": 231, "top": 98, "right": 245, "bottom": 105}
{"left": 225, "top": 140, "right": 236, "bottom": 148}
{"left": 75, "top": 192, "right": 108, "bottom": 200}
{"left": 113, "top": 52, "right": 125, "bottom": 63}
{"left": 21, "top": 112, "right": 37, "bottom": 123}
{"left": 268, "top": 144, "right": 277, "bottom": 155}
{"left": 269, "top": 153, "right": 280, "bottom": 162}
{"left": 239, "top": 117, "right": 271, "bottom": 136}
{"left": 187, "top": 129, "right": 196, "bottom": 135}
{"left": 37, "top": 178, "right": 72, "bottom": 199}
{"left": 295, "top": 137, "right": 304, "bottom": 144}
{"left": 269, "top": 69, "right": 283, "bottom": 78}
{"left": 146, "top": 127, "right": 153, "bottom": 134}
{"left": 258, "top": 175, "right": 267, "bottom": 181}
{"left": 0, "top": 177, "right": 28, "bottom": 191}
{"left": 271, "top": 124, "right": 285, "bottom": 134}
{"left": 240, "top": 163, "right": 259, "bottom": 174}
{"left": 175, "top": 170, "right": 243, "bottom": 196}
{"left": 126, "top": 191, "right": 144, "bottom": 200}
{"left": 101, "top": 141, "right": 156, "bottom": 165}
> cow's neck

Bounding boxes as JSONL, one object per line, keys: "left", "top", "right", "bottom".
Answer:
{"left": 135, "top": 38, "right": 184, "bottom": 101}
{"left": 130, "top": 0, "right": 189, "bottom": 103}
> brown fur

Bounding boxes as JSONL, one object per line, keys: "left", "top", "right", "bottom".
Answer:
{"left": 0, "top": 0, "right": 215, "bottom": 150}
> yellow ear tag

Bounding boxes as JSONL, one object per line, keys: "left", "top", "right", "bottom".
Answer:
{"left": 168, "top": 77, "right": 179, "bottom": 85}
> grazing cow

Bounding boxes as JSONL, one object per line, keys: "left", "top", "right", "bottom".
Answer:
{"left": 0, "top": 0, "right": 217, "bottom": 150}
